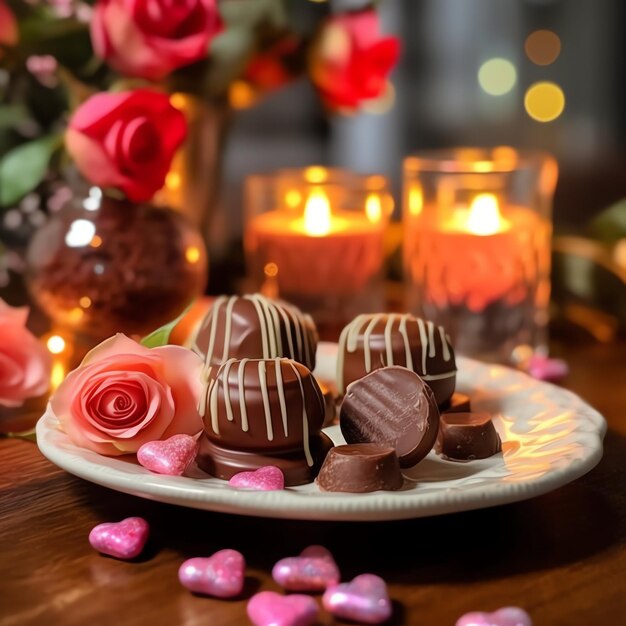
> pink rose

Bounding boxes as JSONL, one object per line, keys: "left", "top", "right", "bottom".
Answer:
{"left": 0, "top": 300, "right": 51, "bottom": 407}
{"left": 66, "top": 89, "right": 186, "bottom": 202}
{"left": 91, "top": 0, "right": 222, "bottom": 81}
{"left": 50, "top": 334, "right": 203, "bottom": 455}
{"left": 0, "top": 0, "right": 18, "bottom": 47}
{"left": 310, "top": 10, "right": 400, "bottom": 111}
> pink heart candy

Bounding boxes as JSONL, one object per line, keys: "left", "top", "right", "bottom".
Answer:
{"left": 323, "top": 573, "right": 392, "bottom": 624}
{"left": 178, "top": 549, "right": 245, "bottom": 598}
{"left": 527, "top": 355, "right": 569, "bottom": 382}
{"left": 229, "top": 466, "right": 285, "bottom": 491}
{"left": 456, "top": 607, "right": 533, "bottom": 626}
{"left": 137, "top": 434, "right": 198, "bottom": 476}
{"left": 89, "top": 517, "right": 149, "bottom": 560}
{"left": 247, "top": 591, "right": 318, "bottom": 626}
{"left": 273, "top": 545, "right": 340, "bottom": 591}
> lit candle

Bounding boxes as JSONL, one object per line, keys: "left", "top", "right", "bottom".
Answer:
{"left": 407, "top": 192, "right": 549, "bottom": 313}
{"left": 246, "top": 182, "right": 387, "bottom": 301}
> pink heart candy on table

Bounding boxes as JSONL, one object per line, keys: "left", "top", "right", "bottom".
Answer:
{"left": 89, "top": 517, "right": 149, "bottom": 560}
{"left": 273, "top": 545, "right": 340, "bottom": 591}
{"left": 247, "top": 591, "right": 318, "bottom": 626}
{"left": 323, "top": 573, "right": 392, "bottom": 624}
{"left": 178, "top": 549, "right": 245, "bottom": 598}
{"left": 229, "top": 466, "right": 285, "bottom": 491}
{"left": 456, "top": 607, "right": 533, "bottom": 626}
{"left": 137, "top": 434, "right": 198, "bottom": 476}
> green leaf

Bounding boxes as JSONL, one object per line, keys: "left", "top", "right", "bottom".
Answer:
{"left": 590, "top": 198, "right": 626, "bottom": 244}
{"left": 140, "top": 303, "right": 194, "bottom": 348}
{"left": 0, "top": 134, "right": 62, "bottom": 207}
{"left": 0, "top": 105, "right": 29, "bottom": 129}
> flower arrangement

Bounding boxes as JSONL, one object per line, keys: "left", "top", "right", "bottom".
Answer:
{"left": 0, "top": 0, "right": 400, "bottom": 209}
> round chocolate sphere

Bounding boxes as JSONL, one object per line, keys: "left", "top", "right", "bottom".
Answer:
{"left": 201, "top": 357, "right": 325, "bottom": 454}
{"left": 336, "top": 313, "right": 456, "bottom": 407}
{"left": 191, "top": 294, "right": 318, "bottom": 371}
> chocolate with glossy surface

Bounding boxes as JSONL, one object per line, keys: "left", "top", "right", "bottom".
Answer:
{"left": 435, "top": 412, "right": 502, "bottom": 461}
{"left": 197, "top": 357, "right": 330, "bottom": 486}
{"left": 340, "top": 366, "right": 440, "bottom": 468}
{"left": 190, "top": 294, "right": 317, "bottom": 371}
{"left": 336, "top": 313, "right": 456, "bottom": 406}
{"left": 317, "top": 444, "right": 403, "bottom": 493}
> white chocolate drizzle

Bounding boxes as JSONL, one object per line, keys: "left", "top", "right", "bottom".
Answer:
{"left": 287, "top": 361, "right": 314, "bottom": 467}
{"left": 336, "top": 313, "right": 456, "bottom": 393}
{"left": 258, "top": 361, "right": 273, "bottom": 441}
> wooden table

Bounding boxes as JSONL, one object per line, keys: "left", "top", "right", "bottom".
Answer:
{"left": 1, "top": 336, "right": 624, "bottom": 626}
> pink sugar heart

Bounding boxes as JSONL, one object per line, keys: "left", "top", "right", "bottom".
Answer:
{"left": 229, "top": 466, "right": 285, "bottom": 491}
{"left": 89, "top": 517, "right": 149, "bottom": 560}
{"left": 178, "top": 549, "right": 245, "bottom": 598}
{"left": 456, "top": 607, "right": 533, "bottom": 626}
{"left": 527, "top": 355, "right": 569, "bottom": 382}
{"left": 247, "top": 591, "right": 318, "bottom": 626}
{"left": 273, "top": 545, "right": 340, "bottom": 591}
{"left": 137, "top": 434, "right": 198, "bottom": 476}
{"left": 323, "top": 573, "right": 392, "bottom": 624}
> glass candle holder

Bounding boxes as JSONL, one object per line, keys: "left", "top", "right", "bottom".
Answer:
{"left": 403, "top": 148, "right": 558, "bottom": 363}
{"left": 244, "top": 167, "right": 392, "bottom": 326}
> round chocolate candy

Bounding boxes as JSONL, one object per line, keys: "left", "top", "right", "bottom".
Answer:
{"left": 339, "top": 366, "right": 440, "bottom": 468}
{"left": 435, "top": 412, "right": 502, "bottom": 461}
{"left": 336, "top": 313, "right": 456, "bottom": 407}
{"left": 197, "top": 357, "right": 332, "bottom": 486}
{"left": 317, "top": 444, "right": 403, "bottom": 493}
{"left": 190, "top": 294, "right": 317, "bottom": 371}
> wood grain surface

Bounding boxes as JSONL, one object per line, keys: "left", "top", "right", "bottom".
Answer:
{"left": 1, "top": 337, "right": 624, "bottom": 626}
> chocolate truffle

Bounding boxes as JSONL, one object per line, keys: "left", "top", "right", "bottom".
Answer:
{"left": 336, "top": 313, "right": 456, "bottom": 407}
{"left": 435, "top": 412, "right": 502, "bottom": 461}
{"left": 317, "top": 444, "right": 403, "bottom": 493}
{"left": 190, "top": 294, "right": 317, "bottom": 371}
{"left": 441, "top": 392, "right": 472, "bottom": 414}
{"left": 340, "top": 366, "right": 440, "bottom": 468}
{"left": 197, "top": 357, "right": 332, "bottom": 486}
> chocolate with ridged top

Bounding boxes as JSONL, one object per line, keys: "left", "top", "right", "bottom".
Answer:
{"left": 435, "top": 412, "right": 502, "bottom": 461}
{"left": 191, "top": 294, "right": 317, "bottom": 371}
{"left": 317, "top": 444, "right": 403, "bottom": 493}
{"left": 336, "top": 313, "right": 456, "bottom": 407}
{"left": 340, "top": 366, "right": 440, "bottom": 468}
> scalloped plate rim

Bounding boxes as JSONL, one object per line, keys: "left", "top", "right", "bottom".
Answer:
{"left": 36, "top": 345, "right": 606, "bottom": 521}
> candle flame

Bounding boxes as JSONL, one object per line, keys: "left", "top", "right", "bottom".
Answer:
{"left": 365, "top": 193, "right": 383, "bottom": 223}
{"left": 467, "top": 193, "right": 507, "bottom": 235}
{"left": 303, "top": 189, "right": 332, "bottom": 236}
{"left": 409, "top": 186, "right": 423, "bottom": 216}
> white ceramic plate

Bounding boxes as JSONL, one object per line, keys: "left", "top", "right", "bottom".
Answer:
{"left": 37, "top": 342, "right": 606, "bottom": 521}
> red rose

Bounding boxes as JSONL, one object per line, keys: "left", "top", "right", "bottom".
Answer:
{"left": 91, "top": 0, "right": 222, "bottom": 81}
{"left": 66, "top": 89, "right": 186, "bottom": 202}
{"left": 0, "top": 0, "right": 18, "bottom": 47}
{"left": 310, "top": 10, "right": 400, "bottom": 111}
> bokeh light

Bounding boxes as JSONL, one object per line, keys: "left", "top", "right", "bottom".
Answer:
{"left": 46, "top": 335, "right": 66, "bottom": 355}
{"left": 525, "top": 30, "right": 561, "bottom": 66}
{"left": 478, "top": 58, "right": 517, "bottom": 96}
{"left": 229, "top": 81, "right": 256, "bottom": 110}
{"left": 524, "top": 82, "right": 565, "bottom": 122}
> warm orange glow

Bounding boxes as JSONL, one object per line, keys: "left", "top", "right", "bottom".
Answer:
{"left": 525, "top": 30, "right": 561, "bottom": 66}
{"left": 303, "top": 189, "right": 332, "bottom": 236}
{"left": 69, "top": 307, "right": 84, "bottom": 322}
{"left": 305, "top": 166, "right": 327, "bottom": 184}
{"left": 50, "top": 361, "right": 66, "bottom": 391}
{"left": 90, "top": 235, "right": 102, "bottom": 248}
{"left": 185, "top": 246, "right": 201, "bottom": 264}
{"left": 170, "top": 93, "right": 188, "bottom": 111}
{"left": 264, "top": 262, "right": 278, "bottom": 277}
{"left": 79, "top": 296, "right": 92, "bottom": 308}
{"left": 229, "top": 81, "right": 256, "bottom": 109}
{"left": 285, "top": 190, "right": 302, "bottom": 209}
{"left": 409, "top": 186, "right": 423, "bottom": 216}
{"left": 525, "top": 82, "right": 565, "bottom": 122}
{"left": 365, "top": 194, "right": 383, "bottom": 223}
{"left": 46, "top": 335, "right": 66, "bottom": 355}
{"left": 166, "top": 171, "right": 181, "bottom": 190}
{"left": 466, "top": 194, "right": 509, "bottom": 235}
